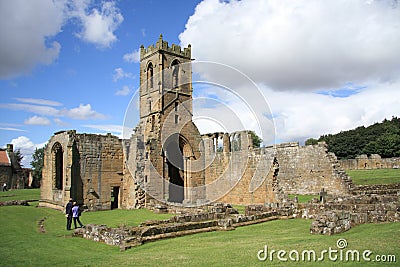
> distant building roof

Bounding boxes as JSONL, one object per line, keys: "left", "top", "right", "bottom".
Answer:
{"left": 0, "top": 150, "right": 11, "bottom": 166}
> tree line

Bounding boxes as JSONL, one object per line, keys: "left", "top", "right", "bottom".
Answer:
{"left": 305, "top": 116, "right": 400, "bottom": 159}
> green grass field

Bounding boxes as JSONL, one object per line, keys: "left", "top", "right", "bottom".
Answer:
{"left": 288, "top": 194, "right": 318, "bottom": 203}
{"left": 346, "top": 168, "right": 400, "bottom": 185}
{"left": 0, "top": 188, "right": 40, "bottom": 201}
{"left": 0, "top": 189, "right": 399, "bottom": 266}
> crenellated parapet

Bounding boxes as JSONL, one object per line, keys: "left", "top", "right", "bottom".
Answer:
{"left": 140, "top": 34, "right": 191, "bottom": 61}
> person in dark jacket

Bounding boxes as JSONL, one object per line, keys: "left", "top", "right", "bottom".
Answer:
{"left": 65, "top": 198, "right": 73, "bottom": 230}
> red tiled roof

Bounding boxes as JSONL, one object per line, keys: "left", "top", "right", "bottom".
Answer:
{"left": 0, "top": 150, "right": 11, "bottom": 166}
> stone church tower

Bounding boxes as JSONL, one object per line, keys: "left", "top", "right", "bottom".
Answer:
{"left": 123, "top": 35, "right": 205, "bottom": 208}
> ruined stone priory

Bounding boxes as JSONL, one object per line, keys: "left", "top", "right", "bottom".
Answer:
{"left": 39, "top": 35, "right": 353, "bottom": 211}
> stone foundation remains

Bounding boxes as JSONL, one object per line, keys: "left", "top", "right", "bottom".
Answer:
{"left": 293, "top": 193, "right": 400, "bottom": 235}
{"left": 73, "top": 203, "right": 287, "bottom": 251}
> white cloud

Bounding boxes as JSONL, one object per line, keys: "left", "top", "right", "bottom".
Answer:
{"left": 0, "top": 127, "right": 27, "bottom": 132}
{"left": 0, "top": 99, "right": 107, "bottom": 121}
{"left": 115, "top": 85, "right": 131, "bottom": 96}
{"left": 181, "top": 0, "right": 400, "bottom": 144}
{"left": 0, "top": 103, "right": 60, "bottom": 116}
{"left": 113, "top": 68, "right": 133, "bottom": 82}
{"left": 262, "top": 81, "right": 400, "bottom": 144}
{"left": 180, "top": 0, "right": 400, "bottom": 91}
{"left": 123, "top": 49, "right": 140, "bottom": 63}
{"left": 24, "top": 116, "right": 51, "bottom": 126}
{"left": 0, "top": 0, "right": 64, "bottom": 79}
{"left": 14, "top": 97, "right": 62, "bottom": 107}
{"left": 0, "top": 0, "right": 124, "bottom": 79}
{"left": 53, "top": 118, "right": 68, "bottom": 126}
{"left": 9, "top": 136, "right": 46, "bottom": 167}
{"left": 60, "top": 104, "right": 108, "bottom": 120}
{"left": 71, "top": 1, "right": 124, "bottom": 48}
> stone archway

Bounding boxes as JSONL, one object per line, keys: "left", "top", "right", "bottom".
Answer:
{"left": 163, "top": 133, "right": 194, "bottom": 203}
{"left": 52, "top": 142, "right": 63, "bottom": 190}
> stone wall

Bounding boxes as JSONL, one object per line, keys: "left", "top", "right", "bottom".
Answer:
{"left": 275, "top": 142, "right": 353, "bottom": 196}
{"left": 40, "top": 130, "right": 123, "bottom": 211}
{"left": 121, "top": 128, "right": 147, "bottom": 209}
{"left": 201, "top": 137, "right": 352, "bottom": 206}
{"left": 202, "top": 131, "right": 281, "bottom": 206}
{"left": 339, "top": 154, "right": 400, "bottom": 170}
{"left": 352, "top": 184, "right": 400, "bottom": 195}
{"left": 0, "top": 165, "right": 12, "bottom": 188}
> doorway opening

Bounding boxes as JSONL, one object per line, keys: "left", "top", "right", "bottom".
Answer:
{"left": 111, "top": 186, "right": 119, "bottom": 209}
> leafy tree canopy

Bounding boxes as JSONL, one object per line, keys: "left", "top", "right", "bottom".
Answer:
{"left": 249, "top": 131, "right": 263, "bottom": 148}
{"left": 30, "top": 147, "right": 44, "bottom": 187}
{"left": 314, "top": 116, "right": 400, "bottom": 159}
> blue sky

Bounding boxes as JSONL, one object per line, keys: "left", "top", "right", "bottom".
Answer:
{"left": 1, "top": 0, "right": 400, "bottom": 167}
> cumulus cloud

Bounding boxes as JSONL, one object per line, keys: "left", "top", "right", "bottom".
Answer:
{"left": 113, "top": 68, "right": 133, "bottom": 82}
{"left": 60, "top": 103, "right": 108, "bottom": 120}
{"left": 180, "top": 0, "right": 400, "bottom": 91}
{"left": 262, "top": 80, "right": 400, "bottom": 143}
{"left": 24, "top": 116, "right": 51, "bottom": 126}
{"left": 71, "top": 0, "right": 124, "bottom": 48}
{"left": 0, "top": 0, "right": 123, "bottom": 79}
{"left": 9, "top": 136, "right": 46, "bottom": 167}
{"left": 0, "top": 0, "right": 64, "bottom": 79}
{"left": 123, "top": 49, "right": 141, "bottom": 63}
{"left": 115, "top": 85, "right": 131, "bottom": 96}
{"left": 180, "top": 0, "right": 400, "bottom": 144}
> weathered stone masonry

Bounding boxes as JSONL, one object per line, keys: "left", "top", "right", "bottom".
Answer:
{"left": 40, "top": 130, "right": 123, "bottom": 211}
{"left": 40, "top": 37, "right": 353, "bottom": 211}
{"left": 339, "top": 154, "right": 400, "bottom": 170}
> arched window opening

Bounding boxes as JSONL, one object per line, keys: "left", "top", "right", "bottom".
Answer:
{"left": 148, "top": 99, "right": 152, "bottom": 114}
{"left": 53, "top": 143, "right": 63, "bottom": 190}
{"left": 171, "top": 60, "right": 180, "bottom": 88}
{"left": 147, "top": 63, "right": 153, "bottom": 89}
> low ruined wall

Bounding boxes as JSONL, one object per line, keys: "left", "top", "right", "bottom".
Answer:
{"left": 339, "top": 155, "right": 400, "bottom": 170}
{"left": 73, "top": 209, "right": 282, "bottom": 250}
{"left": 297, "top": 195, "right": 400, "bottom": 235}
{"left": 352, "top": 183, "right": 400, "bottom": 195}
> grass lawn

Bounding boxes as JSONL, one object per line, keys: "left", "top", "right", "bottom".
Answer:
{"left": 0, "top": 189, "right": 399, "bottom": 266}
{"left": 288, "top": 194, "right": 318, "bottom": 203}
{"left": 0, "top": 188, "right": 40, "bottom": 201}
{"left": 346, "top": 169, "right": 400, "bottom": 185}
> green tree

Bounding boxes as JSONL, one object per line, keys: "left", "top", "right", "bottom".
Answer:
{"left": 249, "top": 131, "right": 262, "bottom": 148}
{"left": 14, "top": 149, "right": 24, "bottom": 166}
{"left": 30, "top": 147, "right": 44, "bottom": 188}
{"left": 318, "top": 116, "right": 400, "bottom": 159}
{"left": 305, "top": 138, "right": 318, "bottom": 145}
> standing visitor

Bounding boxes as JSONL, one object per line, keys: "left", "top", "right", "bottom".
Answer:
{"left": 65, "top": 198, "right": 73, "bottom": 230}
{"left": 72, "top": 202, "right": 84, "bottom": 229}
